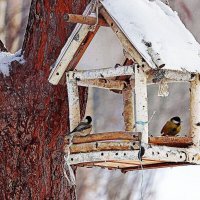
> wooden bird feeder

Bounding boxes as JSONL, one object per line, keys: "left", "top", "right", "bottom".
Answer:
{"left": 48, "top": 0, "right": 200, "bottom": 171}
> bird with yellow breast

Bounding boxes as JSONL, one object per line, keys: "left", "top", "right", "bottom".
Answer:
{"left": 161, "top": 116, "right": 181, "bottom": 136}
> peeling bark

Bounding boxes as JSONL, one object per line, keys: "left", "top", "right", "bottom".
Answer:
{"left": 0, "top": 0, "right": 90, "bottom": 199}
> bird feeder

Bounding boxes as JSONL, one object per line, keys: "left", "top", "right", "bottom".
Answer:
{"left": 48, "top": 0, "right": 200, "bottom": 171}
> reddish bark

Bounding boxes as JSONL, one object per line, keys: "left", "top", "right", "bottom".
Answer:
{"left": 0, "top": 0, "right": 89, "bottom": 199}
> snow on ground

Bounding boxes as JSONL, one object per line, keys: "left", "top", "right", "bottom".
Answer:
{"left": 101, "top": 0, "right": 200, "bottom": 72}
{"left": 0, "top": 50, "right": 24, "bottom": 76}
{"left": 156, "top": 166, "right": 200, "bottom": 200}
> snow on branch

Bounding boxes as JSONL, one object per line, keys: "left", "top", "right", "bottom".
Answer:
{"left": 0, "top": 50, "right": 24, "bottom": 76}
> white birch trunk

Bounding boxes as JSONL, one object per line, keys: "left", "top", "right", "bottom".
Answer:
{"left": 68, "top": 145, "right": 200, "bottom": 165}
{"left": 72, "top": 65, "right": 135, "bottom": 80}
{"left": 66, "top": 72, "right": 81, "bottom": 131}
{"left": 134, "top": 66, "right": 148, "bottom": 143}
{"left": 147, "top": 46, "right": 165, "bottom": 68}
{"left": 190, "top": 74, "right": 200, "bottom": 146}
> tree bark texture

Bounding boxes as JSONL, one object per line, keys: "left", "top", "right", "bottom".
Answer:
{"left": 0, "top": 0, "right": 89, "bottom": 199}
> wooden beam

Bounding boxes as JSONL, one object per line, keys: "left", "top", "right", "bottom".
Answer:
{"left": 65, "top": 141, "right": 140, "bottom": 154}
{"left": 67, "top": 65, "right": 135, "bottom": 80}
{"left": 64, "top": 132, "right": 139, "bottom": 144}
{"left": 76, "top": 161, "right": 190, "bottom": 171}
{"left": 66, "top": 72, "right": 80, "bottom": 131}
{"left": 68, "top": 144, "right": 200, "bottom": 165}
{"left": 66, "top": 136, "right": 193, "bottom": 153}
{"left": 64, "top": 131, "right": 193, "bottom": 147}
{"left": 149, "top": 136, "right": 193, "bottom": 147}
{"left": 190, "top": 74, "right": 200, "bottom": 146}
{"left": 134, "top": 66, "right": 148, "bottom": 143}
{"left": 122, "top": 86, "right": 135, "bottom": 131}
{"left": 146, "top": 44, "right": 165, "bottom": 68}
{"left": 150, "top": 69, "right": 195, "bottom": 83}
{"left": 99, "top": 6, "right": 151, "bottom": 71}
{"left": 77, "top": 79, "right": 127, "bottom": 90}
{"left": 65, "top": 14, "right": 108, "bottom": 26}
{"left": 67, "top": 65, "right": 194, "bottom": 86}
{"left": 68, "top": 146, "right": 188, "bottom": 164}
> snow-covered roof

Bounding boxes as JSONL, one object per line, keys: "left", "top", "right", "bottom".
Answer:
{"left": 101, "top": 0, "right": 200, "bottom": 72}
{"left": 48, "top": 0, "right": 200, "bottom": 85}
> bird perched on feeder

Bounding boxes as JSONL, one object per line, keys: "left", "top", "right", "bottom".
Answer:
{"left": 161, "top": 116, "right": 181, "bottom": 136}
{"left": 69, "top": 116, "right": 92, "bottom": 136}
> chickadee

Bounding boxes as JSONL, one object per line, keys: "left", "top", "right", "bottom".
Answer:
{"left": 161, "top": 116, "right": 181, "bottom": 136}
{"left": 69, "top": 116, "right": 92, "bottom": 136}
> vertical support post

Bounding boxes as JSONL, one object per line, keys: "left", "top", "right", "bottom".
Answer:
{"left": 66, "top": 72, "right": 81, "bottom": 131}
{"left": 122, "top": 85, "right": 135, "bottom": 131}
{"left": 190, "top": 74, "right": 200, "bottom": 146}
{"left": 134, "top": 66, "right": 148, "bottom": 143}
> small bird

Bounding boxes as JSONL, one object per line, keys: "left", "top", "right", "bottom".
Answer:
{"left": 161, "top": 116, "right": 181, "bottom": 136}
{"left": 69, "top": 116, "right": 92, "bottom": 136}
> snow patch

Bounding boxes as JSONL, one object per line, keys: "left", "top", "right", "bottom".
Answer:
{"left": 0, "top": 50, "right": 24, "bottom": 76}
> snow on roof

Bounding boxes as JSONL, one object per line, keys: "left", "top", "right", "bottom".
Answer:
{"left": 101, "top": 0, "right": 200, "bottom": 72}
{"left": 0, "top": 50, "right": 24, "bottom": 76}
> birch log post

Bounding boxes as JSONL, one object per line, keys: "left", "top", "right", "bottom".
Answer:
{"left": 134, "top": 66, "right": 148, "bottom": 143}
{"left": 66, "top": 72, "right": 81, "bottom": 131}
{"left": 72, "top": 65, "right": 135, "bottom": 80}
{"left": 190, "top": 74, "right": 200, "bottom": 146}
{"left": 122, "top": 86, "right": 135, "bottom": 131}
{"left": 146, "top": 44, "right": 165, "bottom": 68}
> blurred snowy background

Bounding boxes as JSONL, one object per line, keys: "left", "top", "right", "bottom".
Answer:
{"left": 1, "top": 0, "right": 200, "bottom": 199}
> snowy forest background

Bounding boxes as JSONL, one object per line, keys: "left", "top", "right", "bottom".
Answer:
{"left": 1, "top": 0, "right": 200, "bottom": 199}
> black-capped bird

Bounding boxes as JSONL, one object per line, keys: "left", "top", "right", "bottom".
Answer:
{"left": 69, "top": 116, "right": 92, "bottom": 136}
{"left": 161, "top": 116, "right": 181, "bottom": 136}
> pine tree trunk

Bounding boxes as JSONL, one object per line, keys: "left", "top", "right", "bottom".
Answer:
{"left": 0, "top": 0, "right": 89, "bottom": 199}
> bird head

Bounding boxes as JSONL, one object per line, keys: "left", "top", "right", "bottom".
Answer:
{"left": 170, "top": 116, "right": 181, "bottom": 125}
{"left": 85, "top": 116, "right": 92, "bottom": 124}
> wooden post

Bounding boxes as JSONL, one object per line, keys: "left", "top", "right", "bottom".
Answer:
{"left": 65, "top": 14, "right": 108, "bottom": 26}
{"left": 190, "top": 74, "right": 200, "bottom": 146}
{"left": 66, "top": 72, "right": 81, "bottom": 131}
{"left": 122, "top": 86, "right": 135, "bottom": 131}
{"left": 134, "top": 66, "right": 148, "bottom": 143}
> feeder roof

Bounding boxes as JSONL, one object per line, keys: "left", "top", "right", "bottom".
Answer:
{"left": 101, "top": 0, "right": 200, "bottom": 72}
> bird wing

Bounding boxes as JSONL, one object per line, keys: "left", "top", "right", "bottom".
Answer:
{"left": 161, "top": 121, "right": 172, "bottom": 136}
{"left": 70, "top": 122, "right": 91, "bottom": 133}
